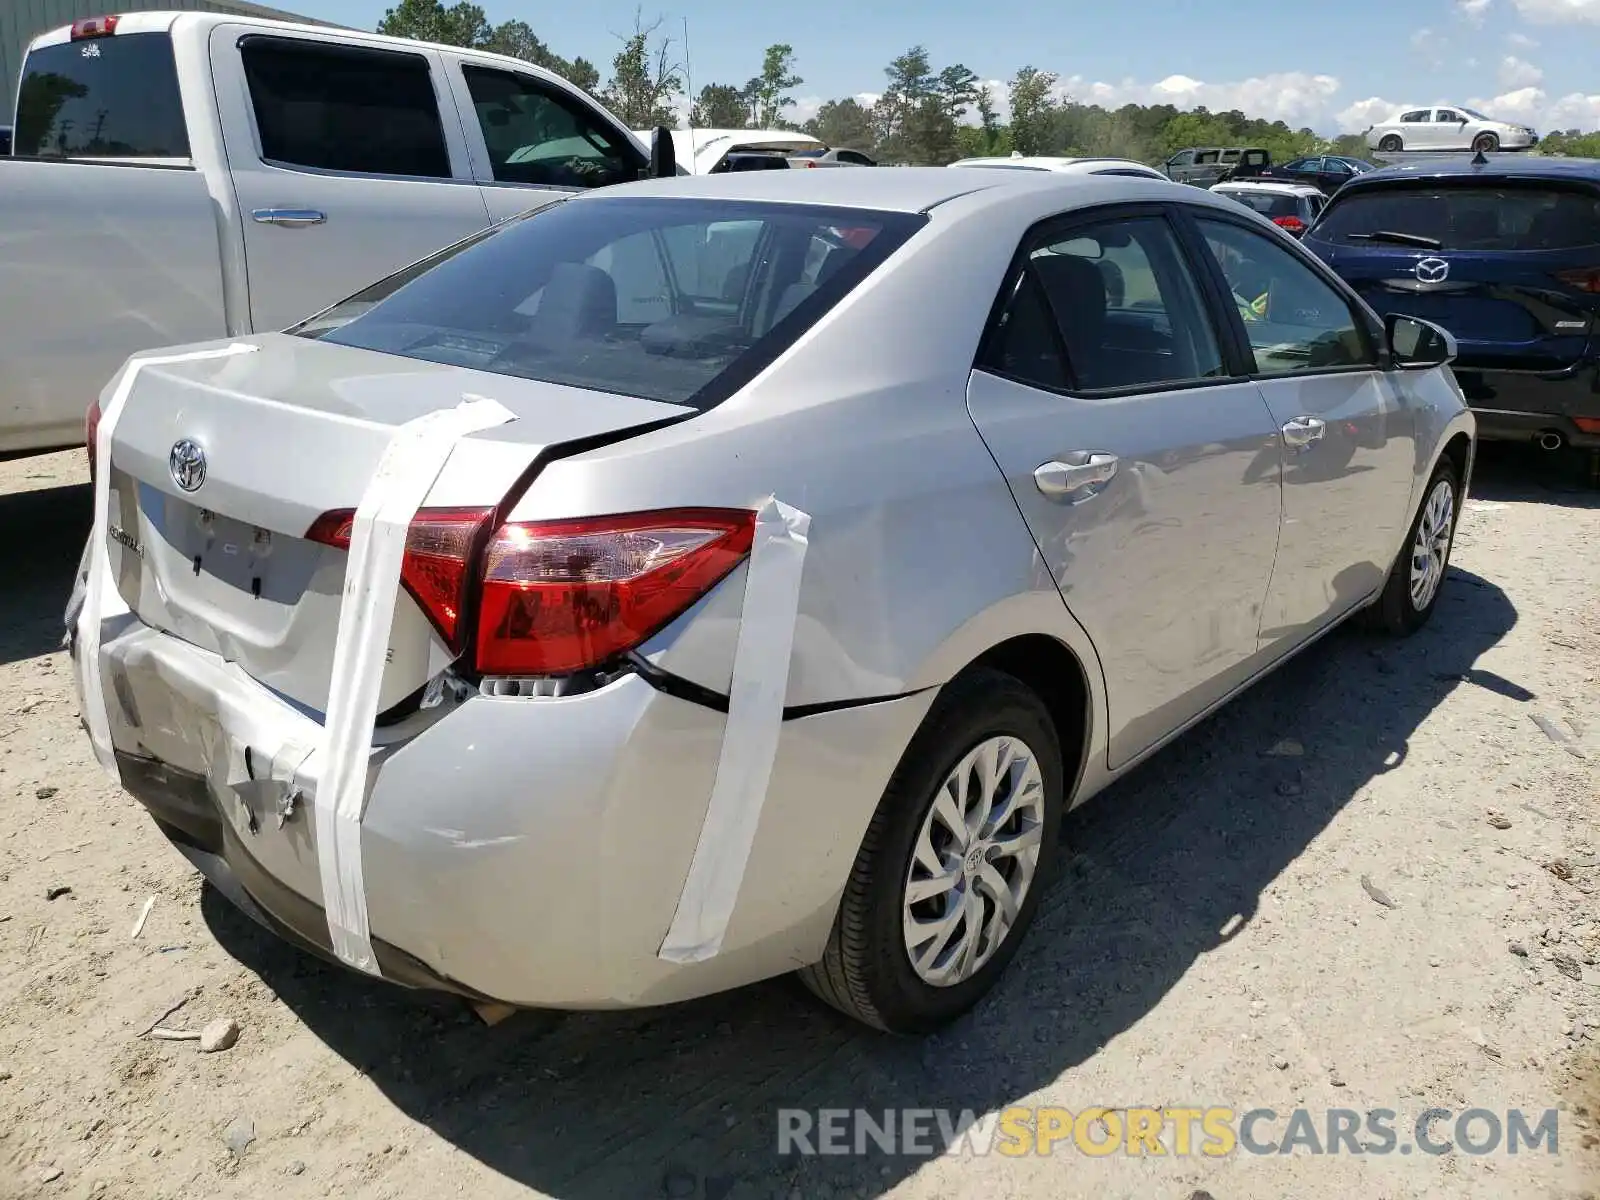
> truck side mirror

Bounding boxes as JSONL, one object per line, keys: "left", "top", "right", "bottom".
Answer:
{"left": 649, "top": 127, "right": 677, "bottom": 178}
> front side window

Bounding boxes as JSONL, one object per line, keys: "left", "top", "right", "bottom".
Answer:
{"left": 291, "top": 198, "right": 924, "bottom": 408}
{"left": 1169, "top": 150, "right": 1194, "bottom": 167}
{"left": 240, "top": 37, "right": 450, "bottom": 178}
{"left": 461, "top": 66, "right": 640, "bottom": 189}
{"left": 1436, "top": 109, "right": 1463, "bottom": 123}
{"left": 982, "top": 215, "right": 1225, "bottom": 393}
{"left": 14, "top": 33, "right": 188, "bottom": 158}
{"left": 1196, "top": 218, "right": 1372, "bottom": 375}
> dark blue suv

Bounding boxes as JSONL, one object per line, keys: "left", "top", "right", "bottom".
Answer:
{"left": 1304, "top": 157, "right": 1600, "bottom": 451}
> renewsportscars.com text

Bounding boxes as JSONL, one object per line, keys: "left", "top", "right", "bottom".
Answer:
{"left": 776, "top": 1106, "right": 1561, "bottom": 1158}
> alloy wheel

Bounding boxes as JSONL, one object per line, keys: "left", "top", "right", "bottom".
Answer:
{"left": 1409, "top": 477, "right": 1456, "bottom": 611}
{"left": 902, "top": 735, "right": 1046, "bottom": 987}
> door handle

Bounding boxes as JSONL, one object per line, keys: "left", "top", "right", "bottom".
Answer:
{"left": 251, "top": 208, "right": 326, "bottom": 227}
{"left": 1281, "top": 416, "right": 1326, "bottom": 449}
{"left": 1034, "top": 452, "right": 1119, "bottom": 500}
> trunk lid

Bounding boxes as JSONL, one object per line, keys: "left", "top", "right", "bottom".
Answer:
{"left": 104, "top": 335, "right": 692, "bottom": 715}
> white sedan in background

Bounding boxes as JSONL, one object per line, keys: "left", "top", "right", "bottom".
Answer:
{"left": 949, "top": 155, "right": 1169, "bottom": 180}
{"left": 1364, "top": 106, "right": 1538, "bottom": 154}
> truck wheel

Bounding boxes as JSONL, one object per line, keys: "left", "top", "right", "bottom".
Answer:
{"left": 1379, "top": 135, "right": 1402, "bottom": 153}
{"left": 798, "top": 668, "right": 1064, "bottom": 1034}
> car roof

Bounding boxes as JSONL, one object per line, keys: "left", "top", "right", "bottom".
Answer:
{"left": 1339, "top": 155, "right": 1600, "bottom": 192}
{"left": 575, "top": 165, "right": 1155, "bottom": 213}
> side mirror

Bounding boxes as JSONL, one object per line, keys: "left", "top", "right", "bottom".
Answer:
{"left": 648, "top": 127, "right": 676, "bottom": 178}
{"left": 1386, "top": 313, "right": 1456, "bottom": 369}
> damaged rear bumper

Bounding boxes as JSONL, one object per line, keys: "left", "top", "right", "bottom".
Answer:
{"left": 80, "top": 620, "right": 934, "bottom": 1009}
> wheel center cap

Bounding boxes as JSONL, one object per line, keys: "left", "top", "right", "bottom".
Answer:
{"left": 964, "top": 847, "right": 985, "bottom": 874}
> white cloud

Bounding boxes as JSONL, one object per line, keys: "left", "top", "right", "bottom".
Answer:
{"left": 1410, "top": 26, "right": 1446, "bottom": 64}
{"left": 1499, "top": 55, "right": 1545, "bottom": 87}
{"left": 1052, "top": 71, "right": 1342, "bottom": 130}
{"left": 1457, "top": 0, "right": 1493, "bottom": 22}
{"left": 1509, "top": 0, "right": 1600, "bottom": 21}
{"left": 1468, "top": 86, "right": 1600, "bottom": 128}
{"left": 1336, "top": 96, "right": 1401, "bottom": 132}
{"left": 1508, "top": 30, "right": 1541, "bottom": 45}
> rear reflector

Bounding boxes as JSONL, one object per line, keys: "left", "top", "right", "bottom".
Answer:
{"left": 70, "top": 15, "right": 119, "bottom": 38}
{"left": 1574, "top": 417, "right": 1600, "bottom": 434}
{"left": 305, "top": 507, "right": 494, "bottom": 650}
{"left": 476, "top": 508, "right": 756, "bottom": 676}
{"left": 1272, "top": 215, "right": 1306, "bottom": 233}
{"left": 1554, "top": 267, "right": 1600, "bottom": 294}
{"left": 85, "top": 399, "right": 102, "bottom": 483}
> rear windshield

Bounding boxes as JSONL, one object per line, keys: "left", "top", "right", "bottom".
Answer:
{"left": 1220, "top": 191, "right": 1301, "bottom": 218}
{"left": 14, "top": 33, "right": 188, "bottom": 158}
{"left": 1314, "top": 184, "right": 1600, "bottom": 251}
{"left": 292, "top": 197, "right": 924, "bottom": 408}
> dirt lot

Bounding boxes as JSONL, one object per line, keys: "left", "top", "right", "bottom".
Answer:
{"left": 2, "top": 444, "right": 1598, "bottom": 1200}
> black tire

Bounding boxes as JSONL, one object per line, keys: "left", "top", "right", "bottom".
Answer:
{"left": 798, "top": 668, "right": 1065, "bottom": 1034}
{"left": 1379, "top": 135, "right": 1403, "bottom": 153}
{"left": 1364, "top": 459, "right": 1461, "bottom": 635}
{"left": 1473, "top": 132, "right": 1499, "bottom": 154}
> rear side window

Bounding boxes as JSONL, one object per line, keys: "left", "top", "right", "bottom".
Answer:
{"left": 240, "top": 37, "right": 450, "bottom": 178}
{"left": 982, "top": 215, "right": 1224, "bottom": 393}
{"left": 14, "top": 33, "right": 188, "bottom": 158}
{"left": 291, "top": 198, "right": 925, "bottom": 408}
{"left": 1315, "top": 185, "right": 1600, "bottom": 251}
{"left": 461, "top": 65, "right": 640, "bottom": 189}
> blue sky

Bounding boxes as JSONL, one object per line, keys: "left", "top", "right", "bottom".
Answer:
{"left": 314, "top": 0, "right": 1600, "bottom": 133}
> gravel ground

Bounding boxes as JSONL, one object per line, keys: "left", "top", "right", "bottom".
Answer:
{"left": 1, "top": 444, "right": 1597, "bottom": 1200}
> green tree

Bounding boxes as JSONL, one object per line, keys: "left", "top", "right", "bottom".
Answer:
{"left": 1008, "top": 66, "right": 1058, "bottom": 156}
{"left": 376, "top": 0, "right": 488, "bottom": 46}
{"left": 974, "top": 84, "right": 1002, "bottom": 156}
{"left": 601, "top": 11, "right": 683, "bottom": 129}
{"left": 802, "top": 98, "right": 876, "bottom": 151}
{"left": 482, "top": 19, "right": 599, "bottom": 93}
{"left": 874, "top": 45, "right": 936, "bottom": 146}
{"left": 745, "top": 44, "right": 803, "bottom": 128}
{"left": 691, "top": 83, "right": 749, "bottom": 129}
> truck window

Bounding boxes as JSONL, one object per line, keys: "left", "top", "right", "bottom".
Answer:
{"left": 239, "top": 36, "right": 451, "bottom": 179}
{"left": 14, "top": 32, "right": 188, "bottom": 158}
{"left": 460, "top": 65, "right": 640, "bottom": 189}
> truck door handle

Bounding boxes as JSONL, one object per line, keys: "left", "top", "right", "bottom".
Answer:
{"left": 1281, "top": 416, "right": 1327, "bottom": 449}
{"left": 251, "top": 208, "right": 326, "bottom": 227}
{"left": 1034, "top": 453, "right": 1119, "bottom": 500}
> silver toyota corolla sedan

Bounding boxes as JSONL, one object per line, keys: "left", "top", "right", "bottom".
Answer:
{"left": 68, "top": 167, "right": 1475, "bottom": 1034}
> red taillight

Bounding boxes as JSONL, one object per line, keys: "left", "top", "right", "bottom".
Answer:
{"left": 475, "top": 508, "right": 756, "bottom": 676}
{"left": 1554, "top": 267, "right": 1600, "bottom": 294}
{"left": 305, "top": 506, "right": 494, "bottom": 650}
{"left": 85, "top": 399, "right": 102, "bottom": 483}
{"left": 1574, "top": 417, "right": 1600, "bottom": 434}
{"left": 70, "top": 15, "right": 119, "bottom": 38}
{"left": 1272, "top": 215, "right": 1306, "bottom": 234}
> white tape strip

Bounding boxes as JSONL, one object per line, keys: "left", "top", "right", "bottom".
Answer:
{"left": 659, "top": 496, "right": 811, "bottom": 964}
{"left": 77, "top": 344, "right": 260, "bottom": 776}
{"left": 313, "top": 397, "right": 515, "bottom": 975}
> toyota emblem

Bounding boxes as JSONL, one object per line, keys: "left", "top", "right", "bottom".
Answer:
{"left": 1414, "top": 257, "right": 1450, "bottom": 283}
{"left": 169, "top": 439, "right": 207, "bottom": 492}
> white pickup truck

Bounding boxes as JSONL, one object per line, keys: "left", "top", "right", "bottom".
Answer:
{"left": 1, "top": 10, "right": 677, "bottom": 457}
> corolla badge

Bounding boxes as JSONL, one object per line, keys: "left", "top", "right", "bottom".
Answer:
{"left": 1415, "top": 257, "right": 1450, "bottom": 283}
{"left": 169, "top": 439, "right": 207, "bottom": 492}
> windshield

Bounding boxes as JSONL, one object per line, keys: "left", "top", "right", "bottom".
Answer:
{"left": 1314, "top": 184, "right": 1600, "bottom": 251}
{"left": 1219, "top": 191, "right": 1301, "bottom": 218}
{"left": 293, "top": 197, "right": 925, "bottom": 408}
{"left": 1459, "top": 107, "right": 1492, "bottom": 121}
